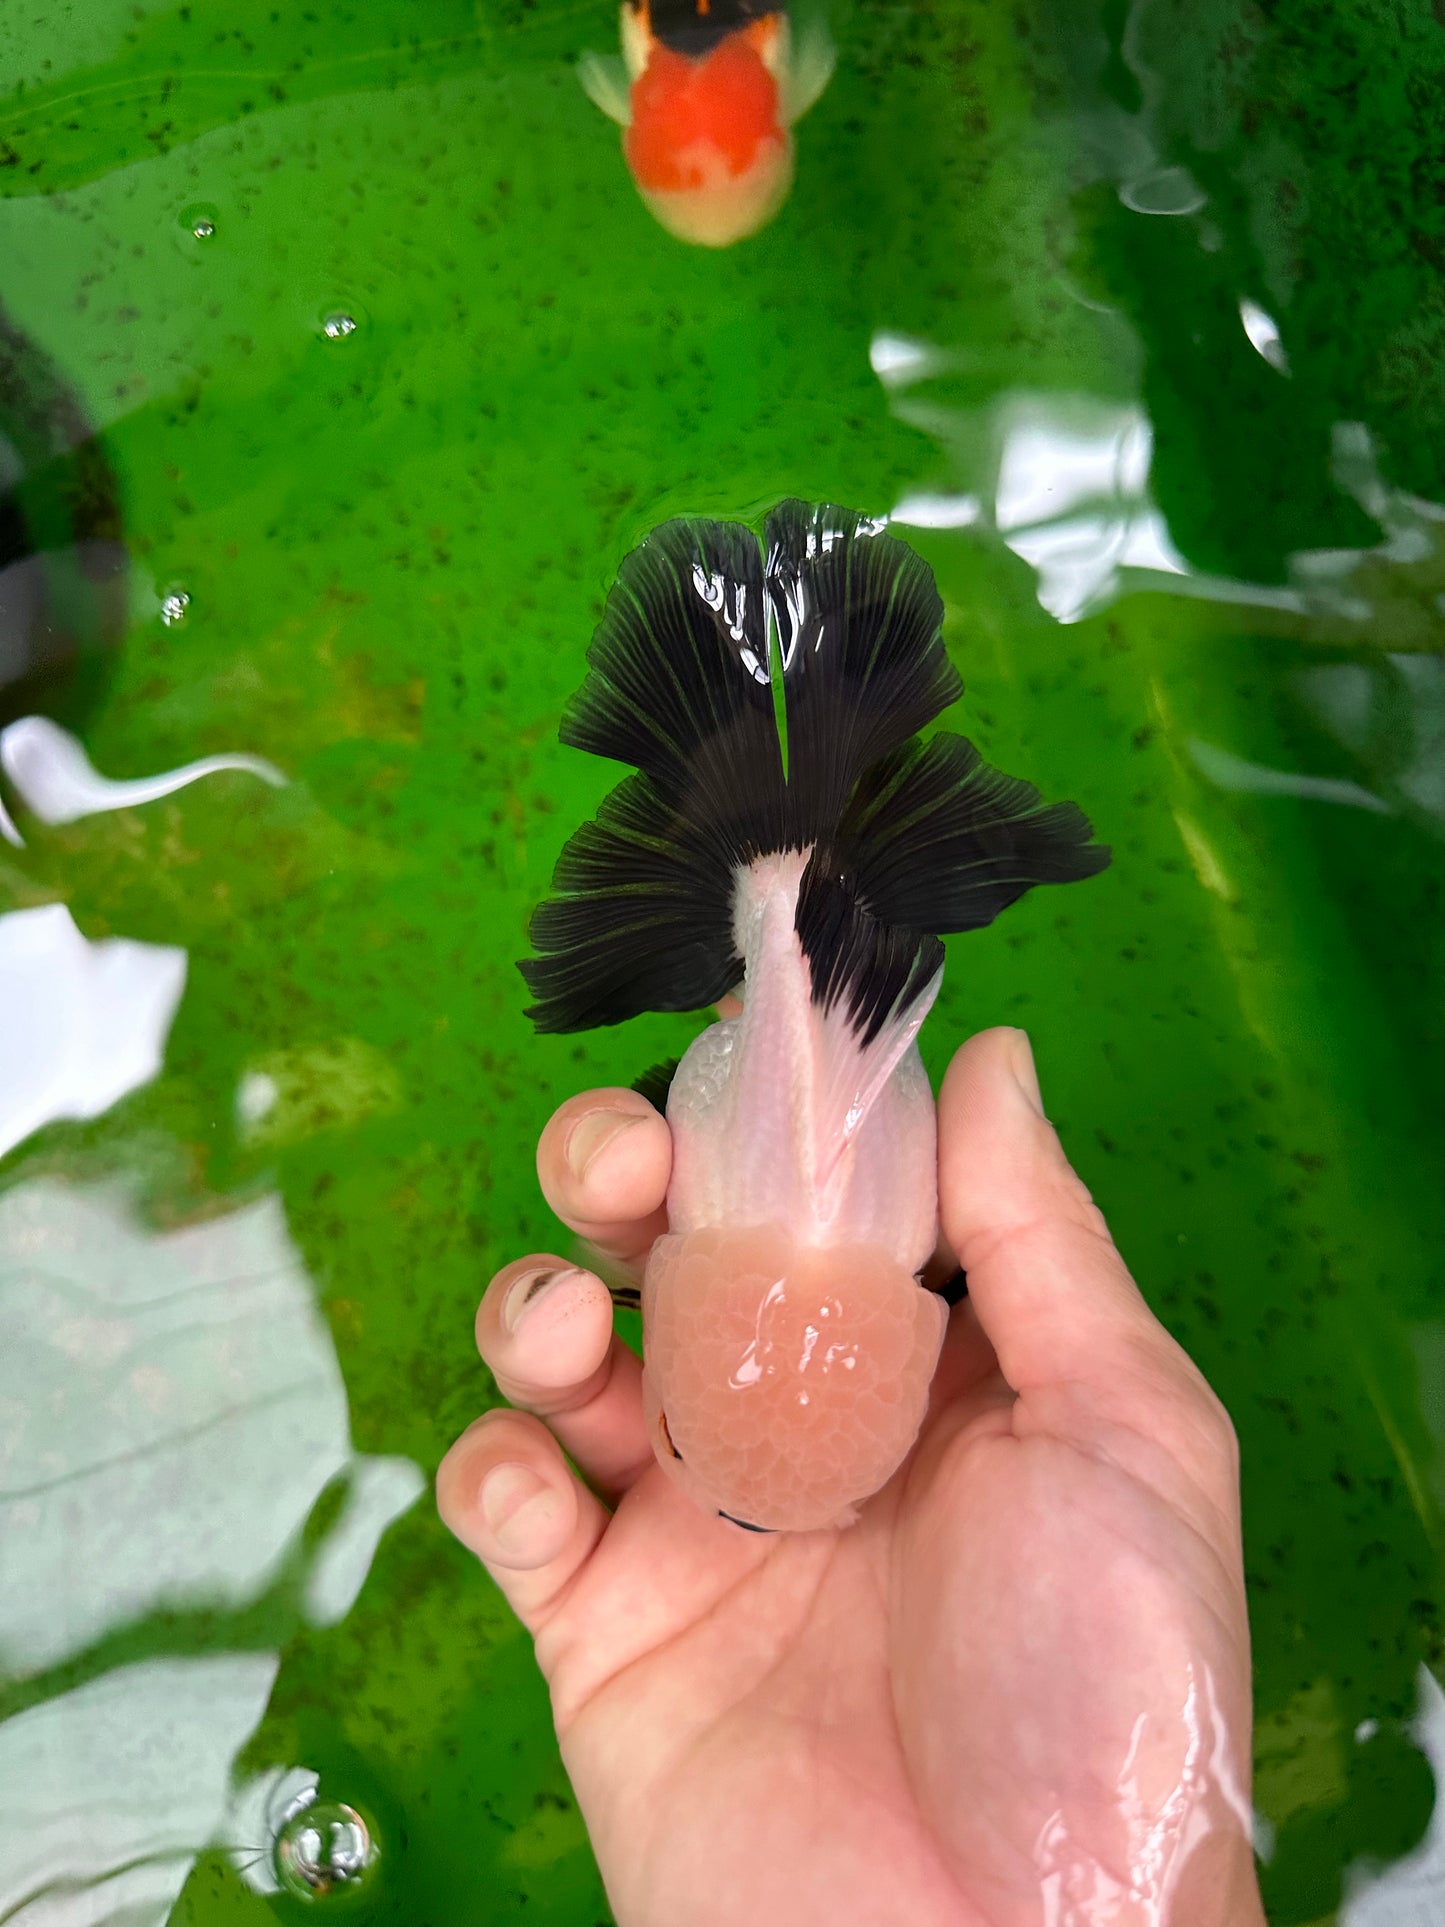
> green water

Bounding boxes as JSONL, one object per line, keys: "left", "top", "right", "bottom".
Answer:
{"left": 1, "top": 0, "right": 1443, "bottom": 1920}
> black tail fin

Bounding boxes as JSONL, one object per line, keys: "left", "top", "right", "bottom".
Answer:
{"left": 521, "top": 513, "right": 791, "bottom": 1032}
{"left": 520, "top": 503, "right": 1109, "bottom": 1035}
{"left": 831, "top": 733, "right": 1110, "bottom": 935}
{"left": 764, "top": 500, "right": 960, "bottom": 830}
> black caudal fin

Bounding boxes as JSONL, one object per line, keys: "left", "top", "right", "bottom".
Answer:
{"left": 765, "top": 501, "right": 960, "bottom": 827}
{"left": 791, "top": 733, "right": 1109, "bottom": 1046}
{"left": 522, "top": 513, "right": 789, "bottom": 1032}
{"left": 830, "top": 733, "right": 1110, "bottom": 934}
{"left": 523, "top": 772, "right": 741, "bottom": 1031}
{"left": 521, "top": 503, "right": 1109, "bottom": 1035}
{"left": 559, "top": 514, "right": 779, "bottom": 804}
{"left": 793, "top": 864, "right": 944, "bottom": 1048}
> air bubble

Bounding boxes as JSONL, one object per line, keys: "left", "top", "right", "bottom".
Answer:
{"left": 178, "top": 202, "right": 221, "bottom": 246}
{"left": 322, "top": 312, "right": 358, "bottom": 340}
{"left": 1119, "top": 166, "right": 1207, "bottom": 217}
{"left": 160, "top": 590, "right": 190, "bottom": 626}
{"left": 273, "top": 1796, "right": 378, "bottom": 1898}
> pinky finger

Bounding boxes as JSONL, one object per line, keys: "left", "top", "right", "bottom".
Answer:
{"left": 437, "top": 1410, "right": 609, "bottom": 1635}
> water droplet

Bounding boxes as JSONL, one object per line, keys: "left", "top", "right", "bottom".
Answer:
{"left": 273, "top": 1798, "right": 378, "bottom": 1898}
{"left": 322, "top": 312, "right": 357, "bottom": 340}
{"left": 192, "top": 217, "right": 215, "bottom": 239}
{"left": 160, "top": 590, "right": 190, "bottom": 626}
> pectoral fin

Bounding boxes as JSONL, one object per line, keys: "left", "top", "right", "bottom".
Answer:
{"left": 780, "top": 18, "right": 835, "bottom": 124}
{"left": 578, "top": 50, "right": 633, "bottom": 125}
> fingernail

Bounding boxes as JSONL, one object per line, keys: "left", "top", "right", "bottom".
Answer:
{"left": 479, "top": 1462, "right": 560, "bottom": 1554}
{"left": 566, "top": 1108, "right": 644, "bottom": 1180}
{"left": 502, "top": 1264, "right": 584, "bottom": 1334}
{"left": 1007, "top": 1029, "right": 1044, "bottom": 1115}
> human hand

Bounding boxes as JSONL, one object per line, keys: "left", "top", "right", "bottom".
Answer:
{"left": 437, "top": 1028, "right": 1265, "bottom": 1926}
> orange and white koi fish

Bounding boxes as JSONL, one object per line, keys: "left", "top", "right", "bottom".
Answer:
{"left": 579, "top": 0, "right": 835, "bottom": 246}
{"left": 522, "top": 503, "right": 1110, "bottom": 1534}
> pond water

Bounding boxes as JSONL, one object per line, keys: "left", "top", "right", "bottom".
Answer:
{"left": 1, "top": 0, "right": 1443, "bottom": 1922}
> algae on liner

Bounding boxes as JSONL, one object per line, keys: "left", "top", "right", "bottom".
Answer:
{"left": 522, "top": 502, "right": 1108, "bottom": 1532}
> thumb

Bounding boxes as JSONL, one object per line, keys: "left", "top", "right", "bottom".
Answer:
{"left": 938, "top": 1029, "right": 1235, "bottom": 1485}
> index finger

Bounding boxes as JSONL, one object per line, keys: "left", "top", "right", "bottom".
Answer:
{"left": 536, "top": 1087, "right": 672, "bottom": 1268}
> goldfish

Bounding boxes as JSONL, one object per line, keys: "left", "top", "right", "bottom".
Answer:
{"left": 579, "top": 0, "right": 835, "bottom": 246}
{"left": 522, "top": 502, "right": 1108, "bottom": 1532}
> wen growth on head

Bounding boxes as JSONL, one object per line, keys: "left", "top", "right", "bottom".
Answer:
{"left": 522, "top": 503, "right": 1108, "bottom": 1533}
{"left": 579, "top": 0, "right": 835, "bottom": 246}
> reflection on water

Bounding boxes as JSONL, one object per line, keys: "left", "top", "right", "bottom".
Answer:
{"left": 876, "top": 351, "right": 1192, "bottom": 621}
{"left": 0, "top": 1654, "right": 282, "bottom": 1927}
{"left": 0, "top": 1180, "right": 421, "bottom": 1671}
{"left": 0, "top": 904, "right": 185, "bottom": 1163}
{"left": 0, "top": 887, "right": 422, "bottom": 1919}
{"left": 0, "top": 1177, "right": 424, "bottom": 1921}
{"left": 1302, "top": 654, "right": 1445, "bottom": 834}
{"left": 1238, "top": 299, "right": 1289, "bottom": 379}
{"left": 878, "top": 335, "right": 1445, "bottom": 855}
{"left": 1344, "top": 1671, "right": 1445, "bottom": 1926}
{"left": 874, "top": 336, "right": 1445, "bottom": 659}
{"left": 0, "top": 716, "right": 285, "bottom": 844}
{"left": 1186, "top": 738, "right": 1392, "bottom": 818}
{"left": 989, "top": 398, "right": 1186, "bottom": 623}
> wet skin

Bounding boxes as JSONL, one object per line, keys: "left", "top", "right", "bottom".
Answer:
{"left": 437, "top": 1028, "right": 1266, "bottom": 1926}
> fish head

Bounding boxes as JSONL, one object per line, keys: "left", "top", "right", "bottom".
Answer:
{"left": 640, "top": 1224, "right": 947, "bottom": 1532}
{"left": 624, "top": 37, "right": 793, "bottom": 246}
